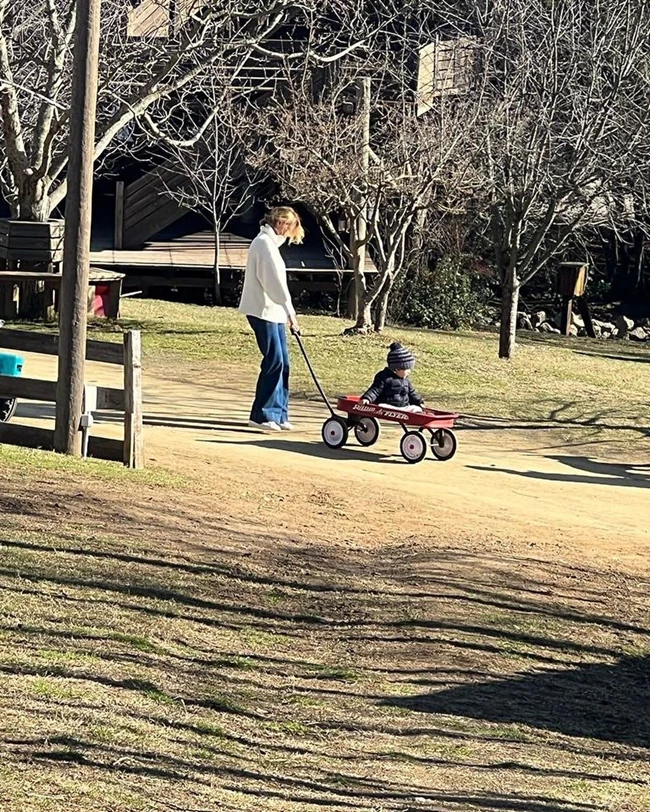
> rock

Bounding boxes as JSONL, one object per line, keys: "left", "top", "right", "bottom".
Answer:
{"left": 550, "top": 326, "right": 561, "bottom": 334}
{"left": 591, "top": 323, "right": 602, "bottom": 338}
{"left": 615, "top": 315, "right": 635, "bottom": 335}
{"left": 572, "top": 313, "right": 585, "bottom": 329}
{"left": 637, "top": 317, "right": 650, "bottom": 328}
{"left": 532, "top": 310, "right": 547, "bottom": 329}
{"left": 517, "top": 312, "right": 533, "bottom": 331}
{"left": 629, "top": 327, "right": 649, "bottom": 342}
{"left": 594, "top": 321, "right": 615, "bottom": 333}
{"left": 610, "top": 327, "right": 619, "bottom": 338}
{"left": 568, "top": 324, "right": 579, "bottom": 337}
{"left": 539, "top": 322, "right": 561, "bottom": 334}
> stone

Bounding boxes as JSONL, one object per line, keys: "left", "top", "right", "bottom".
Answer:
{"left": 532, "top": 310, "right": 547, "bottom": 328}
{"left": 629, "top": 327, "right": 649, "bottom": 342}
{"left": 614, "top": 315, "right": 635, "bottom": 335}
{"left": 591, "top": 323, "right": 602, "bottom": 338}
{"left": 517, "top": 312, "right": 533, "bottom": 331}
{"left": 539, "top": 322, "right": 560, "bottom": 334}
{"left": 595, "top": 321, "right": 615, "bottom": 332}
{"left": 572, "top": 313, "right": 585, "bottom": 329}
{"left": 568, "top": 324, "right": 579, "bottom": 337}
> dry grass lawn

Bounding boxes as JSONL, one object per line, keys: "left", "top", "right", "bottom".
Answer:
{"left": 0, "top": 449, "right": 649, "bottom": 812}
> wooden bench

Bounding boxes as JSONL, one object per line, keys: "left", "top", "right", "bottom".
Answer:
{"left": 0, "top": 268, "right": 125, "bottom": 320}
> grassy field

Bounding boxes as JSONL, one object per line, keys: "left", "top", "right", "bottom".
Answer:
{"left": 82, "top": 299, "right": 650, "bottom": 448}
{"left": 1, "top": 472, "right": 650, "bottom": 812}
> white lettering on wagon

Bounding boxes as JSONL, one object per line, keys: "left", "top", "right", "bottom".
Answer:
{"left": 352, "top": 404, "right": 411, "bottom": 421}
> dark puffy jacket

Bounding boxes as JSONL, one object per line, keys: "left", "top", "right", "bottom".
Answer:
{"left": 361, "top": 368, "right": 424, "bottom": 408}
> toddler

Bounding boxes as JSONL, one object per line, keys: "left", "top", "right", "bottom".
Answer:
{"left": 361, "top": 342, "right": 425, "bottom": 412}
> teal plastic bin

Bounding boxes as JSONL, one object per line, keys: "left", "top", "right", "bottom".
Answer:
{"left": 0, "top": 351, "right": 22, "bottom": 423}
{"left": 0, "top": 352, "right": 23, "bottom": 377}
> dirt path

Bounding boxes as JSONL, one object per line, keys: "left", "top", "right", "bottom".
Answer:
{"left": 14, "top": 352, "right": 650, "bottom": 576}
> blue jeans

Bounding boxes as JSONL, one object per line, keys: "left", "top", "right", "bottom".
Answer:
{"left": 247, "top": 316, "right": 289, "bottom": 425}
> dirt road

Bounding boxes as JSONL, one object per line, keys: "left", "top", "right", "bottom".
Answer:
{"left": 14, "top": 352, "right": 650, "bottom": 576}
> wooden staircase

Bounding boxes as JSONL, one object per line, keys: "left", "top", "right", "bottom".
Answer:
{"left": 117, "top": 164, "right": 189, "bottom": 249}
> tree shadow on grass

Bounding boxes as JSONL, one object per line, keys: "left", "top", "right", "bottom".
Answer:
{"left": 384, "top": 655, "right": 650, "bottom": 748}
{"left": 9, "top": 731, "right": 604, "bottom": 812}
{"left": 574, "top": 349, "right": 650, "bottom": 364}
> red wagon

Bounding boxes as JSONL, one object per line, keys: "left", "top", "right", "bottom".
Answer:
{"left": 322, "top": 396, "right": 459, "bottom": 464}
{"left": 292, "top": 331, "right": 459, "bottom": 464}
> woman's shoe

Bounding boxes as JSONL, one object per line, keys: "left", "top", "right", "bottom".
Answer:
{"left": 248, "top": 420, "right": 282, "bottom": 432}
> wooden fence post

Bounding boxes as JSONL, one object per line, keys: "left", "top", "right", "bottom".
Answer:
{"left": 123, "top": 330, "right": 144, "bottom": 468}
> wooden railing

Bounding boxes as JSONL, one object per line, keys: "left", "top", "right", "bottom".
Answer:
{"left": 0, "top": 329, "right": 143, "bottom": 468}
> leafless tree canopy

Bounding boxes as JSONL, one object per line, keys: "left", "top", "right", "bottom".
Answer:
{"left": 463, "top": 0, "right": 650, "bottom": 355}
{"left": 0, "top": 0, "right": 401, "bottom": 220}
{"left": 2, "top": 0, "right": 650, "bottom": 352}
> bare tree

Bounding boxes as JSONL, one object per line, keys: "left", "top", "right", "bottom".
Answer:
{"left": 0, "top": 0, "right": 395, "bottom": 223}
{"left": 473, "top": 0, "right": 650, "bottom": 358}
{"left": 150, "top": 80, "right": 264, "bottom": 305}
{"left": 258, "top": 66, "right": 483, "bottom": 332}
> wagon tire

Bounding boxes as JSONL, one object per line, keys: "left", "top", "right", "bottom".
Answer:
{"left": 354, "top": 416, "right": 381, "bottom": 447}
{"left": 322, "top": 416, "right": 349, "bottom": 449}
{"left": 400, "top": 430, "right": 427, "bottom": 464}
{"left": 431, "top": 428, "right": 457, "bottom": 461}
{"left": 0, "top": 397, "right": 17, "bottom": 423}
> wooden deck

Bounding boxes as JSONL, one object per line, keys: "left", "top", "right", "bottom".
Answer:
{"left": 90, "top": 231, "right": 376, "bottom": 277}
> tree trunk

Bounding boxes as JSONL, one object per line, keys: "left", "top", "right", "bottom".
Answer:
{"left": 372, "top": 270, "right": 393, "bottom": 332}
{"left": 498, "top": 273, "right": 521, "bottom": 359}
{"left": 343, "top": 218, "right": 372, "bottom": 333}
{"left": 212, "top": 225, "right": 222, "bottom": 306}
{"left": 18, "top": 178, "right": 51, "bottom": 223}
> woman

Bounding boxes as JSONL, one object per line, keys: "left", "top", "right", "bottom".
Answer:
{"left": 238, "top": 206, "right": 304, "bottom": 432}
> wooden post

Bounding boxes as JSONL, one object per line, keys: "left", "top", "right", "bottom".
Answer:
{"left": 123, "top": 330, "right": 144, "bottom": 469}
{"left": 560, "top": 295, "right": 573, "bottom": 335}
{"left": 54, "top": 0, "right": 102, "bottom": 456}
{"left": 114, "top": 180, "right": 124, "bottom": 249}
{"left": 575, "top": 296, "right": 597, "bottom": 339}
{"left": 106, "top": 277, "right": 123, "bottom": 319}
{"left": 350, "top": 77, "right": 371, "bottom": 321}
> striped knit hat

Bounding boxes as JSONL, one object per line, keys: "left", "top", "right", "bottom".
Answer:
{"left": 387, "top": 342, "right": 415, "bottom": 371}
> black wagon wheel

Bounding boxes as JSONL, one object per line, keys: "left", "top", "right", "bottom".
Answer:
{"left": 353, "top": 416, "right": 381, "bottom": 447}
{"left": 0, "top": 397, "right": 17, "bottom": 423}
{"left": 322, "top": 416, "right": 349, "bottom": 449}
{"left": 400, "top": 430, "right": 427, "bottom": 464}
{"left": 430, "top": 428, "right": 458, "bottom": 461}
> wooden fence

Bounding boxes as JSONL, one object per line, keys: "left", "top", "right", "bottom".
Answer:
{"left": 0, "top": 329, "right": 143, "bottom": 468}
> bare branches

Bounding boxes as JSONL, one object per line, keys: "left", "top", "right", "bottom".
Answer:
{"left": 1, "top": 0, "right": 401, "bottom": 219}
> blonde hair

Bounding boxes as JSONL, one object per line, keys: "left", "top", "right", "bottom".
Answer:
{"left": 263, "top": 206, "right": 305, "bottom": 245}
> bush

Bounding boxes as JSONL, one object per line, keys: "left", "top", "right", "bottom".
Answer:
{"left": 395, "top": 256, "right": 492, "bottom": 331}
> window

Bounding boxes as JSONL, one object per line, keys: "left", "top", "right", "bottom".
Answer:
{"left": 416, "top": 37, "right": 477, "bottom": 116}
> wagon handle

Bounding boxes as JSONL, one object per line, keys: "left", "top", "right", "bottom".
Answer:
{"left": 291, "top": 328, "right": 335, "bottom": 417}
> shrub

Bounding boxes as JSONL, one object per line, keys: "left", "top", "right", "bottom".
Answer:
{"left": 395, "top": 256, "right": 492, "bottom": 330}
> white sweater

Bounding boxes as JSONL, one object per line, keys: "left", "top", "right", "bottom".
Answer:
{"left": 238, "top": 224, "right": 296, "bottom": 324}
